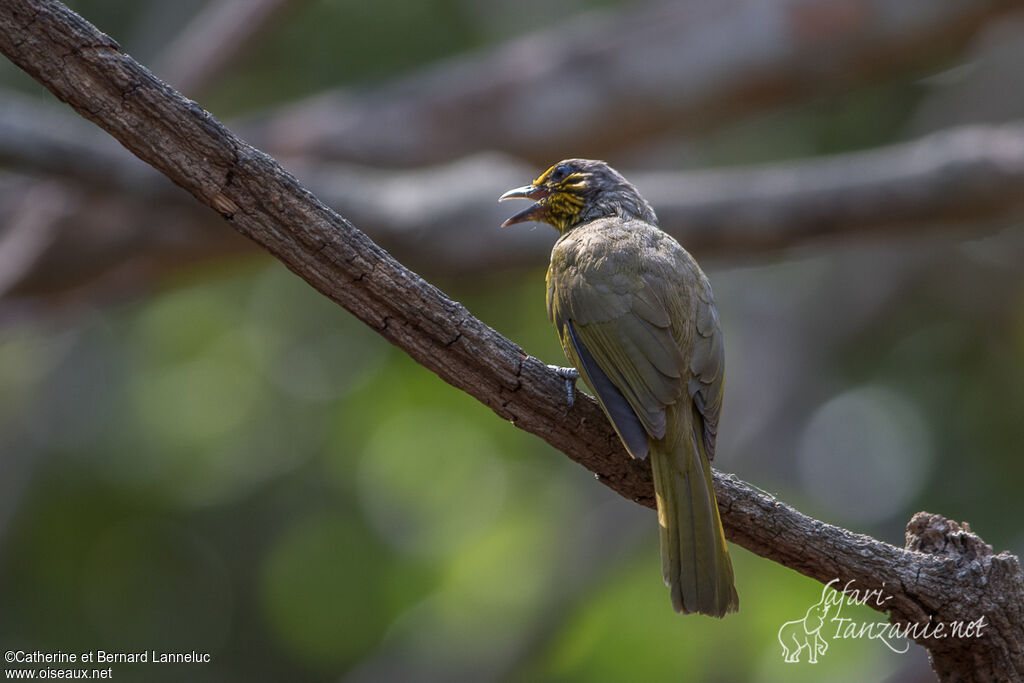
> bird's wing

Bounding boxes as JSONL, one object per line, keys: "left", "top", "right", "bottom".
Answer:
{"left": 549, "top": 263, "right": 687, "bottom": 460}
{"left": 686, "top": 282, "right": 724, "bottom": 460}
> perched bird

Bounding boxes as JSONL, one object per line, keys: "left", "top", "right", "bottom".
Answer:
{"left": 500, "top": 159, "right": 738, "bottom": 616}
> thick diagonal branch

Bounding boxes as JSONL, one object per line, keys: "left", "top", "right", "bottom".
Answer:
{"left": 1, "top": 3, "right": 1020, "bottom": 680}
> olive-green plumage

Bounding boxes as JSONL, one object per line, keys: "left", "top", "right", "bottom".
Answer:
{"left": 501, "top": 159, "right": 738, "bottom": 616}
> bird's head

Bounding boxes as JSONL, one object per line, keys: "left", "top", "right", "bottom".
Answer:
{"left": 499, "top": 158, "right": 656, "bottom": 233}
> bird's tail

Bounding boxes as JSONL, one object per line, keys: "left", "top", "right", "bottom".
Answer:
{"left": 650, "top": 416, "right": 738, "bottom": 617}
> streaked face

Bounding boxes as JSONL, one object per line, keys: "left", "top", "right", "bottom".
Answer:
{"left": 499, "top": 161, "right": 592, "bottom": 232}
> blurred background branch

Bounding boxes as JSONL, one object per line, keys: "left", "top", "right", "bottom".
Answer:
{"left": 152, "top": 0, "right": 305, "bottom": 97}
{"left": 5, "top": 93, "right": 1024, "bottom": 300}
{"left": 4, "top": 0, "right": 1024, "bottom": 304}
{"left": 246, "top": 0, "right": 1024, "bottom": 166}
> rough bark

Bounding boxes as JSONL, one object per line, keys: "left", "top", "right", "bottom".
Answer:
{"left": 1, "top": 2, "right": 1020, "bottom": 679}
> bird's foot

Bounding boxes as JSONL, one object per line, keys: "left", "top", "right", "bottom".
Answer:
{"left": 547, "top": 365, "right": 580, "bottom": 409}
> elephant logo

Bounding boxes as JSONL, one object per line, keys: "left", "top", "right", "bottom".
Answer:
{"left": 778, "top": 582, "right": 835, "bottom": 663}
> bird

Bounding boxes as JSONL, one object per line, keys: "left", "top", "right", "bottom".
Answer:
{"left": 499, "top": 159, "right": 738, "bottom": 617}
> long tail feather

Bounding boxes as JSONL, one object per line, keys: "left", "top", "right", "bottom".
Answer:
{"left": 650, "top": 414, "right": 738, "bottom": 617}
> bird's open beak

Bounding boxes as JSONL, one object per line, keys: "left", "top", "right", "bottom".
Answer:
{"left": 499, "top": 185, "right": 550, "bottom": 227}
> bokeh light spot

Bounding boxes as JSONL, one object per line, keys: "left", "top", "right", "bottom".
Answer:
{"left": 260, "top": 512, "right": 394, "bottom": 670}
{"left": 797, "top": 386, "right": 932, "bottom": 523}
{"left": 356, "top": 410, "right": 507, "bottom": 558}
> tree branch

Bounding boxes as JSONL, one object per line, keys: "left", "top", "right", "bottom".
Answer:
{"left": 1, "top": 2, "right": 1020, "bottom": 679}
{"left": 151, "top": 0, "right": 303, "bottom": 96}
{"left": 0, "top": 180, "right": 74, "bottom": 295}
{"left": 7, "top": 90, "right": 1024, "bottom": 298}
{"left": 247, "top": 0, "right": 1024, "bottom": 166}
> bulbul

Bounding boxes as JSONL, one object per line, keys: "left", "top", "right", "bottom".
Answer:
{"left": 500, "top": 159, "right": 738, "bottom": 616}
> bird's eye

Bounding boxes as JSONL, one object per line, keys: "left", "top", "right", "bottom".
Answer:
{"left": 550, "top": 165, "right": 571, "bottom": 183}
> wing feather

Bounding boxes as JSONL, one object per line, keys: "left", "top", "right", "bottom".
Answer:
{"left": 688, "top": 284, "right": 724, "bottom": 459}
{"left": 548, "top": 224, "right": 689, "bottom": 453}
{"left": 546, "top": 219, "right": 724, "bottom": 462}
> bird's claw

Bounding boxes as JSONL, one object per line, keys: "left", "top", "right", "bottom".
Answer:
{"left": 547, "top": 365, "right": 580, "bottom": 409}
